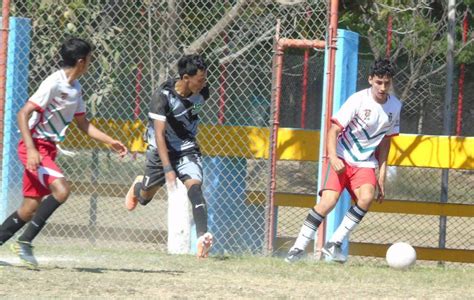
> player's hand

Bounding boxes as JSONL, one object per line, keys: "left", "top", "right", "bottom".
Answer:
{"left": 329, "top": 155, "right": 345, "bottom": 174}
{"left": 26, "top": 148, "right": 42, "bottom": 172}
{"left": 376, "top": 178, "right": 385, "bottom": 203}
{"left": 165, "top": 171, "right": 177, "bottom": 191}
{"left": 110, "top": 140, "right": 128, "bottom": 158}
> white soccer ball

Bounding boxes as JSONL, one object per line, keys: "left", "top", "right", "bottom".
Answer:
{"left": 386, "top": 242, "right": 416, "bottom": 269}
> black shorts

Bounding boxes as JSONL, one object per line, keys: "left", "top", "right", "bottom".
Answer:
{"left": 141, "top": 148, "right": 203, "bottom": 191}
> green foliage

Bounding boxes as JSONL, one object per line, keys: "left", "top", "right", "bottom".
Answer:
{"left": 12, "top": 0, "right": 149, "bottom": 118}
{"left": 457, "top": 42, "right": 474, "bottom": 64}
{"left": 340, "top": 1, "right": 474, "bottom": 64}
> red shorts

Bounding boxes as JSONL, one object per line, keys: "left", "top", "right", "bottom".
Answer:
{"left": 18, "top": 139, "right": 64, "bottom": 198}
{"left": 319, "top": 158, "right": 376, "bottom": 199}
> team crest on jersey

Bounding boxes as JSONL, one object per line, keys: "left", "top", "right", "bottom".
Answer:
{"left": 191, "top": 103, "right": 203, "bottom": 115}
{"left": 388, "top": 112, "right": 393, "bottom": 122}
{"left": 363, "top": 109, "right": 371, "bottom": 121}
{"left": 60, "top": 92, "right": 68, "bottom": 99}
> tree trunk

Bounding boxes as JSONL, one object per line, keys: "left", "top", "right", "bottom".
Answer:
{"left": 157, "top": 0, "right": 180, "bottom": 86}
{"left": 184, "top": 0, "right": 254, "bottom": 55}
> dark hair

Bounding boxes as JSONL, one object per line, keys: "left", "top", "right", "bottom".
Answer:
{"left": 369, "top": 58, "right": 395, "bottom": 78}
{"left": 177, "top": 54, "right": 207, "bottom": 79}
{"left": 59, "top": 38, "right": 92, "bottom": 67}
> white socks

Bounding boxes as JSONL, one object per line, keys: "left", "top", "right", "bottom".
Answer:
{"left": 329, "top": 204, "right": 367, "bottom": 245}
{"left": 293, "top": 208, "right": 324, "bottom": 250}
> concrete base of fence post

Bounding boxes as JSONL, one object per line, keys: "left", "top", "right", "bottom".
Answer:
{"left": 167, "top": 179, "right": 193, "bottom": 254}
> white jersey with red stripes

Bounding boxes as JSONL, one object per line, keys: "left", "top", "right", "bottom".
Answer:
{"left": 27, "top": 69, "right": 86, "bottom": 142}
{"left": 331, "top": 88, "right": 402, "bottom": 168}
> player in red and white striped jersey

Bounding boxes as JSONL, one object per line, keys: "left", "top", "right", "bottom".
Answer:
{"left": 0, "top": 38, "right": 127, "bottom": 268}
{"left": 286, "top": 59, "right": 402, "bottom": 263}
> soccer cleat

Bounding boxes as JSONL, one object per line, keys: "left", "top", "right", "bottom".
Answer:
{"left": 322, "top": 242, "right": 347, "bottom": 263}
{"left": 196, "top": 232, "right": 213, "bottom": 258}
{"left": 285, "top": 248, "right": 304, "bottom": 263}
{"left": 125, "top": 175, "right": 143, "bottom": 211}
{"left": 11, "top": 240, "right": 38, "bottom": 269}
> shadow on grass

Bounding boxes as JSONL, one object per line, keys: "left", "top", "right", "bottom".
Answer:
{"left": 72, "top": 267, "right": 184, "bottom": 275}
{"left": 0, "top": 260, "right": 184, "bottom": 275}
{"left": 211, "top": 255, "right": 231, "bottom": 261}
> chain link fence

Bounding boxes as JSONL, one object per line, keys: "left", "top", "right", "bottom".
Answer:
{"left": 3, "top": 0, "right": 329, "bottom": 255}
{"left": 353, "top": 4, "right": 474, "bottom": 262}
{"left": 2, "top": 0, "right": 472, "bottom": 263}
{"left": 273, "top": 3, "right": 473, "bottom": 263}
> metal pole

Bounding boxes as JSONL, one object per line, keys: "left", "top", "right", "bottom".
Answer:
{"left": 218, "top": 33, "right": 229, "bottom": 125}
{"left": 316, "top": 0, "right": 339, "bottom": 256}
{"left": 0, "top": 0, "right": 11, "bottom": 165}
{"left": 134, "top": 63, "right": 143, "bottom": 120}
{"left": 147, "top": 2, "right": 155, "bottom": 92}
{"left": 456, "top": 10, "right": 468, "bottom": 136}
{"left": 300, "top": 50, "right": 309, "bottom": 129}
{"left": 439, "top": 0, "right": 456, "bottom": 258}
{"left": 265, "top": 19, "right": 283, "bottom": 254}
{"left": 88, "top": 149, "right": 99, "bottom": 244}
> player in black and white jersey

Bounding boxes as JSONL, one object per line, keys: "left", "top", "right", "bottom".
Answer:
{"left": 125, "top": 54, "right": 212, "bottom": 258}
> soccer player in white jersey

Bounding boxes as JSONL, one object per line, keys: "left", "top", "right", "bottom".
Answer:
{"left": 286, "top": 59, "right": 402, "bottom": 263}
{"left": 0, "top": 38, "right": 128, "bottom": 268}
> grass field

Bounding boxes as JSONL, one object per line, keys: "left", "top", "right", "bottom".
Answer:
{"left": 0, "top": 246, "right": 472, "bottom": 298}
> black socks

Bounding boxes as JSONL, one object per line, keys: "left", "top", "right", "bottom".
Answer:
{"left": 0, "top": 211, "right": 26, "bottom": 245}
{"left": 18, "top": 195, "right": 62, "bottom": 243}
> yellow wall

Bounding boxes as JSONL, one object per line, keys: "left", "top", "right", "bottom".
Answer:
{"left": 63, "top": 120, "right": 473, "bottom": 169}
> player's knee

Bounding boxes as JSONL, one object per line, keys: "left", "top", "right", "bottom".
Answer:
{"left": 49, "top": 178, "right": 71, "bottom": 203}
{"left": 51, "top": 181, "right": 71, "bottom": 203}
{"left": 17, "top": 208, "right": 35, "bottom": 221}
{"left": 188, "top": 184, "right": 206, "bottom": 208}
{"left": 357, "top": 196, "right": 373, "bottom": 210}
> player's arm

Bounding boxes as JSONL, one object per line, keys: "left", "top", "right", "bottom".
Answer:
{"left": 376, "top": 136, "right": 391, "bottom": 202}
{"left": 327, "top": 123, "right": 345, "bottom": 173}
{"left": 328, "top": 95, "right": 358, "bottom": 173}
{"left": 154, "top": 119, "right": 176, "bottom": 186}
{"left": 17, "top": 101, "right": 42, "bottom": 171}
{"left": 74, "top": 114, "right": 128, "bottom": 157}
{"left": 149, "top": 91, "right": 176, "bottom": 186}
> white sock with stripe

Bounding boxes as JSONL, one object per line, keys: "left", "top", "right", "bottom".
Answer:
{"left": 329, "top": 204, "right": 367, "bottom": 245}
{"left": 292, "top": 208, "right": 324, "bottom": 251}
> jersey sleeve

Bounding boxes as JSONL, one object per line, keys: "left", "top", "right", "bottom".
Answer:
{"left": 28, "top": 78, "right": 58, "bottom": 112}
{"left": 331, "top": 94, "right": 359, "bottom": 129}
{"left": 386, "top": 111, "right": 401, "bottom": 137}
{"left": 148, "top": 91, "right": 169, "bottom": 122}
